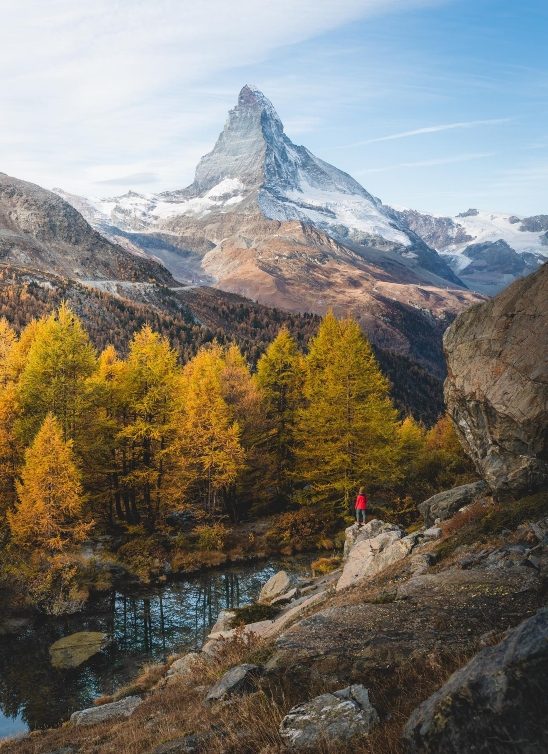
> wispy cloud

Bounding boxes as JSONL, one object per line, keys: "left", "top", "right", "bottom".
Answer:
{"left": 358, "top": 152, "right": 495, "bottom": 173}
{"left": 341, "top": 118, "right": 511, "bottom": 148}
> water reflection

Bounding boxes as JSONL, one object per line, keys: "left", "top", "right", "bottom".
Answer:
{"left": 0, "top": 556, "right": 313, "bottom": 737}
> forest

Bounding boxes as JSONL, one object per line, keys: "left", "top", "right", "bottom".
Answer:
{"left": 0, "top": 303, "right": 473, "bottom": 614}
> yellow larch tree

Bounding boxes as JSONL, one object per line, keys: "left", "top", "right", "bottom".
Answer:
{"left": 295, "top": 311, "right": 400, "bottom": 514}
{"left": 8, "top": 413, "right": 90, "bottom": 551}
{"left": 173, "top": 344, "right": 245, "bottom": 516}
{"left": 256, "top": 326, "right": 305, "bottom": 505}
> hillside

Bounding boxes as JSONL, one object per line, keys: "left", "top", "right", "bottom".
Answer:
{"left": 0, "top": 173, "right": 175, "bottom": 286}
{"left": 0, "top": 265, "right": 444, "bottom": 423}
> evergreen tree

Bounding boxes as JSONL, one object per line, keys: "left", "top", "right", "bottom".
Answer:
{"left": 256, "top": 327, "right": 305, "bottom": 504}
{"left": 8, "top": 413, "right": 90, "bottom": 550}
{"left": 295, "top": 311, "right": 400, "bottom": 514}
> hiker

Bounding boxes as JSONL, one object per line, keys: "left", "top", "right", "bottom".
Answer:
{"left": 355, "top": 487, "right": 367, "bottom": 525}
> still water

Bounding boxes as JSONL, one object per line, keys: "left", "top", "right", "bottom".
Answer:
{"left": 0, "top": 556, "right": 314, "bottom": 738}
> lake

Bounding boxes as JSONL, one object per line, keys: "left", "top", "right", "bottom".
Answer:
{"left": 0, "top": 555, "right": 315, "bottom": 738}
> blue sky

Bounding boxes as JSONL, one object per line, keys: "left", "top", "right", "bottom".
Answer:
{"left": 1, "top": 0, "right": 546, "bottom": 215}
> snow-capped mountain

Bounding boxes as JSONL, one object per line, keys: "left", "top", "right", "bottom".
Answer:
{"left": 390, "top": 207, "right": 547, "bottom": 294}
{"left": 56, "top": 85, "right": 484, "bottom": 373}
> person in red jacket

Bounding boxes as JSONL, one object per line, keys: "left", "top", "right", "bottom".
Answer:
{"left": 355, "top": 487, "right": 367, "bottom": 526}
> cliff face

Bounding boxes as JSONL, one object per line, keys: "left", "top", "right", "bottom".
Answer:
{"left": 444, "top": 262, "right": 548, "bottom": 497}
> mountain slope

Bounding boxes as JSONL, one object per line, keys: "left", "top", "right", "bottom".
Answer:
{"left": 391, "top": 207, "right": 547, "bottom": 294}
{"left": 0, "top": 173, "right": 176, "bottom": 286}
{"left": 0, "top": 265, "right": 445, "bottom": 423}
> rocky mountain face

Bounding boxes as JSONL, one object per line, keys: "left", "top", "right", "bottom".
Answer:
{"left": 0, "top": 173, "right": 175, "bottom": 286}
{"left": 444, "top": 262, "right": 548, "bottom": 498}
{"left": 56, "top": 85, "right": 483, "bottom": 375}
{"left": 391, "top": 206, "right": 547, "bottom": 295}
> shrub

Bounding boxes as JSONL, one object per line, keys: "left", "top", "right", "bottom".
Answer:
{"left": 194, "top": 522, "right": 230, "bottom": 551}
{"left": 267, "top": 507, "right": 340, "bottom": 551}
{"left": 311, "top": 555, "right": 341, "bottom": 575}
{"left": 229, "top": 604, "right": 280, "bottom": 627}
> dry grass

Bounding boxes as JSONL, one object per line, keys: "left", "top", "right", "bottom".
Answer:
{"left": 94, "top": 662, "right": 169, "bottom": 706}
{"left": 0, "top": 623, "right": 475, "bottom": 754}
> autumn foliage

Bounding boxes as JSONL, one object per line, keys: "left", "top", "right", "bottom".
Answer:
{"left": 0, "top": 304, "right": 472, "bottom": 611}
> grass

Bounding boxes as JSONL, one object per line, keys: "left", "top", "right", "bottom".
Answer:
{"left": 311, "top": 555, "right": 342, "bottom": 576}
{"left": 2, "top": 637, "right": 474, "bottom": 754}
{"left": 434, "top": 490, "right": 548, "bottom": 562}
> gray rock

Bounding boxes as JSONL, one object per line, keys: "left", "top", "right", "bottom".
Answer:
{"left": 419, "top": 481, "right": 488, "bottom": 527}
{"left": 70, "top": 695, "right": 142, "bottom": 726}
{"left": 258, "top": 570, "right": 298, "bottom": 604}
{"left": 279, "top": 684, "right": 379, "bottom": 750}
{"left": 422, "top": 526, "right": 442, "bottom": 540}
{"left": 206, "top": 663, "right": 260, "bottom": 702}
{"left": 444, "top": 263, "right": 548, "bottom": 498}
{"left": 337, "top": 520, "right": 413, "bottom": 591}
{"left": 270, "top": 587, "right": 299, "bottom": 606}
{"left": 209, "top": 609, "right": 236, "bottom": 635}
{"left": 166, "top": 652, "right": 205, "bottom": 678}
{"left": 404, "top": 608, "right": 548, "bottom": 753}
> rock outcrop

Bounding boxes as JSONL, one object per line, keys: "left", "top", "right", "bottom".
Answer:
{"left": 419, "top": 480, "right": 488, "bottom": 526}
{"left": 337, "top": 521, "right": 416, "bottom": 591}
{"left": 404, "top": 607, "right": 548, "bottom": 753}
{"left": 258, "top": 570, "right": 299, "bottom": 604}
{"left": 280, "top": 685, "right": 379, "bottom": 750}
{"left": 445, "top": 262, "right": 548, "bottom": 498}
{"left": 69, "top": 695, "right": 142, "bottom": 726}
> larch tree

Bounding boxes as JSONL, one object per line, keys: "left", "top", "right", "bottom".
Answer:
{"left": 8, "top": 413, "right": 90, "bottom": 551}
{"left": 221, "top": 343, "right": 271, "bottom": 518}
{"left": 174, "top": 344, "right": 245, "bottom": 516}
{"left": 0, "top": 320, "right": 20, "bottom": 517}
{"left": 295, "top": 311, "right": 400, "bottom": 514}
{"left": 255, "top": 326, "right": 305, "bottom": 505}
{"left": 16, "top": 303, "right": 97, "bottom": 447}
{"left": 82, "top": 345, "right": 125, "bottom": 524}
{"left": 116, "top": 326, "right": 179, "bottom": 527}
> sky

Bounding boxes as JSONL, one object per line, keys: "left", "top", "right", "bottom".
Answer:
{"left": 0, "top": 0, "right": 546, "bottom": 215}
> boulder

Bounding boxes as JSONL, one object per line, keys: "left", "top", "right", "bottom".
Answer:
{"left": 404, "top": 607, "right": 548, "bottom": 753}
{"left": 337, "top": 521, "right": 414, "bottom": 591}
{"left": 206, "top": 663, "right": 261, "bottom": 702}
{"left": 70, "top": 695, "right": 142, "bottom": 726}
{"left": 279, "top": 684, "right": 379, "bottom": 750}
{"left": 343, "top": 519, "right": 394, "bottom": 558}
{"left": 167, "top": 652, "right": 205, "bottom": 678}
{"left": 209, "top": 610, "right": 236, "bottom": 635}
{"left": 444, "top": 263, "right": 548, "bottom": 498}
{"left": 49, "top": 631, "right": 111, "bottom": 669}
{"left": 419, "top": 481, "right": 487, "bottom": 526}
{"left": 271, "top": 587, "right": 299, "bottom": 606}
{"left": 258, "top": 570, "right": 298, "bottom": 604}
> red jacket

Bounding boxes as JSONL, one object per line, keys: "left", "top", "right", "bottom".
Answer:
{"left": 355, "top": 493, "right": 367, "bottom": 510}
